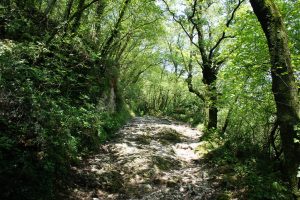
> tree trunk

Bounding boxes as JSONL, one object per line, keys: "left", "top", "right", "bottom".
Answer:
{"left": 250, "top": 0, "right": 300, "bottom": 194}
{"left": 203, "top": 64, "right": 218, "bottom": 131}
{"left": 207, "top": 96, "right": 218, "bottom": 130}
{"left": 108, "top": 85, "right": 116, "bottom": 112}
{"left": 62, "top": 0, "right": 74, "bottom": 32}
{"left": 99, "top": 0, "right": 131, "bottom": 114}
{"left": 108, "top": 78, "right": 117, "bottom": 112}
{"left": 71, "top": 0, "right": 86, "bottom": 33}
{"left": 100, "top": 0, "right": 131, "bottom": 57}
{"left": 63, "top": 0, "right": 74, "bottom": 20}
{"left": 185, "top": 52, "right": 218, "bottom": 131}
{"left": 45, "top": 0, "right": 57, "bottom": 16}
{"left": 94, "top": 0, "right": 106, "bottom": 34}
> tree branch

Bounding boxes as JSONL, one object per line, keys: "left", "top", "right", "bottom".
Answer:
{"left": 208, "top": 0, "right": 244, "bottom": 60}
{"left": 47, "top": 0, "right": 101, "bottom": 44}
{"left": 100, "top": 0, "right": 131, "bottom": 57}
{"left": 187, "top": 1, "right": 209, "bottom": 63}
{"left": 162, "top": 0, "right": 200, "bottom": 49}
{"left": 185, "top": 52, "right": 205, "bottom": 101}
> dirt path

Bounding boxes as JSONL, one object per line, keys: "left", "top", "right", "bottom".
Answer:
{"left": 64, "top": 116, "right": 216, "bottom": 200}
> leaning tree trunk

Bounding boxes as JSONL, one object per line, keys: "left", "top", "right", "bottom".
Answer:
{"left": 108, "top": 77, "right": 117, "bottom": 112}
{"left": 62, "top": 0, "right": 74, "bottom": 32}
{"left": 250, "top": 0, "right": 300, "bottom": 194}
{"left": 45, "top": 0, "right": 57, "bottom": 16}
{"left": 71, "top": 0, "right": 86, "bottom": 33}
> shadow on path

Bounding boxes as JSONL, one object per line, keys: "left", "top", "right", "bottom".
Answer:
{"left": 61, "top": 116, "right": 217, "bottom": 200}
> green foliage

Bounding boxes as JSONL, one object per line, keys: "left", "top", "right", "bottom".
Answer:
{"left": 205, "top": 143, "right": 293, "bottom": 199}
{"left": 122, "top": 64, "right": 204, "bottom": 124}
{"left": 216, "top": 3, "right": 277, "bottom": 159}
{"left": 1, "top": 0, "right": 299, "bottom": 198}
{"left": 0, "top": 25, "right": 131, "bottom": 200}
{"left": 0, "top": 0, "right": 158, "bottom": 197}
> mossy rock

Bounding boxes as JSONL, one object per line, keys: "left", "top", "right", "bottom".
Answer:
{"left": 157, "top": 128, "right": 182, "bottom": 144}
{"left": 98, "top": 171, "right": 124, "bottom": 193}
{"left": 196, "top": 144, "right": 209, "bottom": 155}
{"left": 138, "top": 168, "right": 156, "bottom": 179}
{"left": 152, "top": 176, "right": 179, "bottom": 187}
{"left": 219, "top": 173, "right": 238, "bottom": 189}
{"left": 217, "top": 165, "right": 234, "bottom": 174}
{"left": 135, "top": 134, "right": 152, "bottom": 145}
{"left": 215, "top": 192, "right": 233, "bottom": 200}
{"left": 223, "top": 174, "right": 238, "bottom": 184}
{"left": 152, "top": 156, "right": 181, "bottom": 171}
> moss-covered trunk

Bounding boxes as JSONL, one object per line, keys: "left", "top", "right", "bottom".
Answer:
{"left": 203, "top": 65, "right": 218, "bottom": 131}
{"left": 207, "top": 93, "right": 218, "bottom": 130}
{"left": 250, "top": 0, "right": 300, "bottom": 194}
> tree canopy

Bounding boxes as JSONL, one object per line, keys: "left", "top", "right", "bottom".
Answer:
{"left": 0, "top": 0, "right": 299, "bottom": 199}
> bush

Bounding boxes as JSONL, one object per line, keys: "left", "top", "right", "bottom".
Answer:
{"left": 203, "top": 142, "right": 293, "bottom": 200}
{"left": 0, "top": 36, "right": 131, "bottom": 199}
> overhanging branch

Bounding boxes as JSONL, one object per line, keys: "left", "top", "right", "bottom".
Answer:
{"left": 162, "top": 0, "right": 200, "bottom": 49}
{"left": 208, "top": 0, "right": 244, "bottom": 60}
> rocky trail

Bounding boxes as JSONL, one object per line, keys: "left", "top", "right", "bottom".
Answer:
{"left": 62, "top": 116, "right": 218, "bottom": 200}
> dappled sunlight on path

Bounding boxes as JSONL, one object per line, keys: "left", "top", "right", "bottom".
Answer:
{"left": 65, "top": 116, "right": 216, "bottom": 200}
